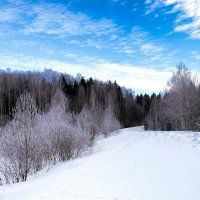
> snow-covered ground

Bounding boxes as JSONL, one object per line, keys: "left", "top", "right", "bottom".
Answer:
{"left": 1, "top": 126, "right": 200, "bottom": 200}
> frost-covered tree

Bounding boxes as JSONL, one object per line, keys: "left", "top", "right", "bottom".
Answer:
{"left": 146, "top": 64, "right": 200, "bottom": 131}
{"left": 101, "top": 108, "right": 121, "bottom": 137}
{"left": 0, "top": 92, "right": 38, "bottom": 183}
{"left": 163, "top": 64, "right": 199, "bottom": 130}
{"left": 35, "top": 89, "right": 91, "bottom": 163}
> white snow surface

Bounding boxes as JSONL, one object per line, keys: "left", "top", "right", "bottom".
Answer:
{"left": 1, "top": 126, "right": 200, "bottom": 200}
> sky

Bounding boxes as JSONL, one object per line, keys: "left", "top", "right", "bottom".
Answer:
{"left": 0, "top": 0, "right": 200, "bottom": 93}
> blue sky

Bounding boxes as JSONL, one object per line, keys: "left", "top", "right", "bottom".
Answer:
{"left": 0, "top": 0, "right": 200, "bottom": 93}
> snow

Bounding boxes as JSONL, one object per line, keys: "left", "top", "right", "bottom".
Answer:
{"left": 1, "top": 126, "right": 200, "bottom": 200}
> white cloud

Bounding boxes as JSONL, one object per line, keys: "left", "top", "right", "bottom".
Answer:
{"left": 24, "top": 4, "right": 119, "bottom": 37}
{"left": 146, "top": 0, "right": 200, "bottom": 39}
{"left": 0, "top": 7, "right": 22, "bottom": 22}
{"left": 145, "top": 0, "right": 163, "bottom": 14}
{"left": 0, "top": 2, "right": 120, "bottom": 39}
{"left": 115, "top": 27, "right": 164, "bottom": 57}
{"left": 140, "top": 43, "right": 163, "bottom": 55}
{"left": 0, "top": 1, "right": 167, "bottom": 62}
{"left": 0, "top": 53, "right": 171, "bottom": 93}
{"left": 145, "top": 0, "right": 153, "bottom": 4}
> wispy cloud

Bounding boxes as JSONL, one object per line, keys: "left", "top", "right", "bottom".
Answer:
{"left": 190, "top": 50, "right": 200, "bottom": 61}
{"left": 0, "top": 0, "right": 30, "bottom": 24}
{"left": 0, "top": 7, "right": 20, "bottom": 22}
{"left": 145, "top": 0, "right": 163, "bottom": 14}
{"left": 23, "top": 3, "right": 120, "bottom": 37}
{"left": 145, "top": 0, "right": 200, "bottom": 39}
{"left": 0, "top": 1, "right": 167, "bottom": 62}
{"left": 0, "top": 2, "right": 120, "bottom": 38}
{"left": 113, "top": 27, "right": 164, "bottom": 58}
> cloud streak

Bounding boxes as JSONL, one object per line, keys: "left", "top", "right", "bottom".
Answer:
{"left": 146, "top": 0, "right": 200, "bottom": 39}
{"left": 24, "top": 4, "right": 120, "bottom": 37}
{"left": 0, "top": 2, "right": 120, "bottom": 38}
{"left": 113, "top": 27, "right": 165, "bottom": 58}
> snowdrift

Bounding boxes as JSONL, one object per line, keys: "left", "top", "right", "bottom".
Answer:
{"left": 1, "top": 126, "right": 200, "bottom": 200}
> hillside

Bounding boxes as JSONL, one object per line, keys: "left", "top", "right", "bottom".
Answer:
{"left": 1, "top": 127, "right": 200, "bottom": 200}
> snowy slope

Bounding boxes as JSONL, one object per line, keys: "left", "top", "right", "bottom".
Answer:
{"left": 1, "top": 127, "right": 200, "bottom": 200}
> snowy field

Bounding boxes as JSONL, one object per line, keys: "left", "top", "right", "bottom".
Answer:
{"left": 1, "top": 126, "right": 200, "bottom": 200}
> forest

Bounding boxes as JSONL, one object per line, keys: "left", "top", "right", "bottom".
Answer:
{"left": 0, "top": 67, "right": 146, "bottom": 184}
{"left": 0, "top": 64, "right": 199, "bottom": 184}
{"left": 0, "top": 68, "right": 146, "bottom": 128}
